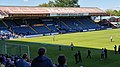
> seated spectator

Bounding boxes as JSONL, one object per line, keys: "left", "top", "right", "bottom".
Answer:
{"left": 57, "top": 54, "right": 67, "bottom": 67}
{"left": 0, "top": 63, "right": 5, "bottom": 67}
{"left": 16, "top": 53, "right": 31, "bottom": 67}
{"left": 31, "top": 47, "right": 53, "bottom": 67}
{"left": 6, "top": 56, "right": 15, "bottom": 67}
{"left": 0, "top": 55, "right": 4, "bottom": 67}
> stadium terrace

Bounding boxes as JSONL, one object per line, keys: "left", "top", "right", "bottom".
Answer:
{"left": 0, "top": 6, "right": 108, "bottom": 39}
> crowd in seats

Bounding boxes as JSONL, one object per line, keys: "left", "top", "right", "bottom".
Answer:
{"left": 0, "top": 47, "right": 67, "bottom": 67}
{"left": 16, "top": 54, "right": 31, "bottom": 67}
{"left": 0, "top": 32, "right": 20, "bottom": 40}
{"left": 0, "top": 54, "right": 31, "bottom": 67}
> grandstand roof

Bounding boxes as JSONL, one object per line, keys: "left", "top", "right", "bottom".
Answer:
{"left": 0, "top": 6, "right": 106, "bottom": 17}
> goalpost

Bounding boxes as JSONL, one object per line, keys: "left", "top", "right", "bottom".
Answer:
{"left": 3, "top": 42, "right": 30, "bottom": 57}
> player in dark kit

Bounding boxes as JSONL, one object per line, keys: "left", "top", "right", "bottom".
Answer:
{"left": 87, "top": 49, "right": 91, "bottom": 58}
{"left": 70, "top": 42, "right": 74, "bottom": 51}
{"left": 74, "top": 52, "right": 78, "bottom": 64}
{"left": 78, "top": 50, "right": 82, "bottom": 63}
{"left": 114, "top": 45, "right": 117, "bottom": 54}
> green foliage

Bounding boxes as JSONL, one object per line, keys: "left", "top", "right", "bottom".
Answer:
{"left": 48, "top": 1, "right": 55, "bottom": 7}
{"left": 39, "top": 3, "right": 50, "bottom": 7}
{"left": 106, "top": 9, "right": 120, "bottom": 16}
{"left": 54, "top": 0, "right": 79, "bottom": 7}
{"left": 38, "top": 0, "right": 80, "bottom": 7}
{"left": 39, "top": 1, "right": 55, "bottom": 7}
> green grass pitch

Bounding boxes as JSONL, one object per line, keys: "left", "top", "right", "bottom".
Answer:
{"left": 1, "top": 29, "right": 120, "bottom": 67}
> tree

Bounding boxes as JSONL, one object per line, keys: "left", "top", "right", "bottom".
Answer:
{"left": 48, "top": 1, "right": 55, "bottom": 7}
{"left": 113, "top": 10, "right": 118, "bottom": 16}
{"left": 106, "top": 9, "right": 114, "bottom": 16}
{"left": 106, "top": 9, "right": 120, "bottom": 16}
{"left": 38, "top": 0, "right": 80, "bottom": 7}
{"left": 54, "top": 0, "right": 79, "bottom": 7}
{"left": 39, "top": 1, "right": 54, "bottom": 7}
{"left": 39, "top": 3, "right": 50, "bottom": 7}
{"left": 118, "top": 10, "right": 120, "bottom": 16}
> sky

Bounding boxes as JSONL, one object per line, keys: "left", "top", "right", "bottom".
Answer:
{"left": 0, "top": 0, "right": 120, "bottom": 10}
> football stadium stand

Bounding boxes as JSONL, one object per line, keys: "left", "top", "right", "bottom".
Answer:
{"left": 0, "top": 6, "right": 108, "bottom": 38}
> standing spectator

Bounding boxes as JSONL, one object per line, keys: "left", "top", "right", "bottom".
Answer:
{"left": 114, "top": 45, "right": 117, "bottom": 54}
{"left": 87, "top": 49, "right": 91, "bottom": 58}
{"left": 110, "top": 36, "right": 113, "bottom": 42}
{"left": 57, "top": 54, "right": 67, "bottom": 67}
{"left": 70, "top": 42, "right": 74, "bottom": 51}
{"left": 16, "top": 53, "right": 31, "bottom": 67}
{"left": 101, "top": 48, "right": 104, "bottom": 60}
{"left": 78, "top": 50, "right": 82, "bottom": 63}
{"left": 53, "top": 35, "right": 55, "bottom": 41}
{"left": 118, "top": 45, "right": 120, "bottom": 54}
{"left": 59, "top": 45, "right": 62, "bottom": 51}
{"left": 74, "top": 52, "right": 78, "bottom": 64}
{"left": 104, "top": 48, "right": 107, "bottom": 59}
{"left": 31, "top": 47, "right": 53, "bottom": 67}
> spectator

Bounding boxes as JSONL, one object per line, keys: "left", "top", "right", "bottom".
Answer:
{"left": 70, "top": 42, "right": 74, "bottom": 51}
{"left": 110, "top": 36, "right": 113, "bottom": 42}
{"left": 0, "top": 63, "right": 5, "bottom": 67}
{"left": 53, "top": 64, "right": 57, "bottom": 67}
{"left": 87, "top": 49, "right": 91, "bottom": 58}
{"left": 2, "top": 55, "right": 7, "bottom": 65}
{"left": 31, "top": 47, "right": 53, "bottom": 67}
{"left": 78, "top": 50, "right": 82, "bottom": 63}
{"left": 74, "top": 52, "right": 78, "bottom": 64}
{"left": 114, "top": 45, "right": 117, "bottom": 54}
{"left": 53, "top": 35, "right": 55, "bottom": 41}
{"left": 59, "top": 45, "right": 62, "bottom": 51}
{"left": 0, "top": 55, "right": 5, "bottom": 67}
{"left": 57, "top": 54, "right": 67, "bottom": 67}
{"left": 6, "top": 56, "right": 15, "bottom": 67}
{"left": 104, "top": 48, "right": 107, "bottom": 59}
{"left": 118, "top": 45, "right": 120, "bottom": 54}
{"left": 101, "top": 48, "right": 104, "bottom": 60}
{"left": 16, "top": 53, "right": 31, "bottom": 67}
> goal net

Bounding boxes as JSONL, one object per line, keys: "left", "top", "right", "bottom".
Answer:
{"left": 0, "top": 42, "right": 30, "bottom": 57}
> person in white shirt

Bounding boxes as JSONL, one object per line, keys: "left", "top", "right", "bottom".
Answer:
{"left": 110, "top": 36, "right": 113, "bottom": 42}
{"left": 53, "top": 35, "right": 55, "bottom": 41}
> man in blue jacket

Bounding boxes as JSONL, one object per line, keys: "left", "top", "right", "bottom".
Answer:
{"left": 16, "top": 53, "right": 31, "bottom": 67}
{"left": 31, "top": 47, "right": 53, "bottom": 67}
